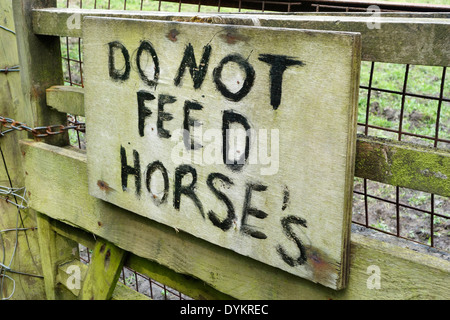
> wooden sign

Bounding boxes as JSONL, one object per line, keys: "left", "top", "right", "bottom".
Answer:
{"left": 84, "top": 17, "right": 360, "bottom": 290}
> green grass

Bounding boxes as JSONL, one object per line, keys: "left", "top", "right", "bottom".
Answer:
{"left": 358, "top": 61, "right": 449, "bottom": 145}
{"left": 371, "top": 219, "right": 391, "bottom": 232}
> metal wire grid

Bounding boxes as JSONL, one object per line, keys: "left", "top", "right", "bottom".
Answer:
{"left": 354, "top": 61, "right": 449, "bottom": 250}
{"left": 58, "top": 0, "right": 449, "bottom": 296}
{"left": 359, "top": 62, "right": 449, "bottom": 148}
{"left": 118, "top": 265, "right": 191, "bottom": 300}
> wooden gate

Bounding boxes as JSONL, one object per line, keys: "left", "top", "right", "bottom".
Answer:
{"left": 1, "top": 0, "right": 449, "bottom": 300}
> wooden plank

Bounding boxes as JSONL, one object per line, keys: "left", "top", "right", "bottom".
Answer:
{"left": 256, "top": 15, "right": 450, "bottom": 67}
{"left": 20, "top": 140, "right": 450, "bottom": 299}
{"left": 35, "top": 212, "right": 79, "bottom": 300}
{"left": 83, "top": 18, "right": 360, "bottom": 290}
{"left": 50, "top": 218, "right": 96, "bottom": 250}
{"left": 35, "top": 212, "right": 59, "bottom": 300}
{"left": 126, "top": 255, "right": 234, "bottom": 300}
{"left": 13, "top": 1, "right": 68, "bottom": 146}
{"left": 56, "top": 259, "right": 149, "bottom": 300}
{"left": 0, "top": 0, "right": 45, "bottom": 300}
{"left": 111, "top": 282, "right": 150, "bottom": 300}
{"left": 32, "top": 8, "right": 450, "bottom": 66}
{"left": 79, "top": 237, "right": 127, "bottom": 300}
{"left": 56, "top": 259, "right": 87, "bottom": 297}
{"left": 10, "top": 0, "right": 75, "bottom": 298}
{"left": 356, "top": 135, "right": 450, "bottom": 197}
{"left": 50, "top": 218, "right": 233, "bottom": 300}
{"left": 262, "top": 12, "right": 450, "bottom": 18}
{"left": 46, "top": 85, "right": 85, "bottom": 116}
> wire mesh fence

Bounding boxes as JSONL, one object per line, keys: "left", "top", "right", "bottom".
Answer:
{"left": 57, "top": 0, "right": 449, "bottom": 298}
{"left": 355, "top": 61, "right": 449, "bottom": 251}
{"left": 78, "top": 244, "right": 192, "bottom": 299}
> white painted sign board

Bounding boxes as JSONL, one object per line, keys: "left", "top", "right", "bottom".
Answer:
{"left": 84, "top": 17, "right": 360, "bottom": 290}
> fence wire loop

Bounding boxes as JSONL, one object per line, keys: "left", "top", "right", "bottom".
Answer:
{"left": 0, "top": 65, "right": 19, "bottom": 74}
{"left": 0, "top": 186, "right": 28, "bottom": 210}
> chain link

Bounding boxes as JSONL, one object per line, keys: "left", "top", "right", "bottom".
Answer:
{"left": 0, "top": 115, "right": 85, "bottom": 138}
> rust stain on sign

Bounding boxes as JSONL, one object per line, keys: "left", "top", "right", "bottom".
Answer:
{"left": 220, "top": 31, "right": 250, "bottom": 45}
{"left": 97, "top": 180, "right": 113, "bottom": 192}
{"left": 167, "top": 29, "right": 179, "bottom": 42}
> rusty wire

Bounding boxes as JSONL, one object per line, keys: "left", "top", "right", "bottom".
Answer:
{"left": 0, "top": 186, "right": 28, "bottom": 210}
{"left": 0, "top": 115, "right": 85, "bottom": 138}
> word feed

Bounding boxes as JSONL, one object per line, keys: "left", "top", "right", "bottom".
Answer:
{"left": 84, "top": 18, "right": 360, "bottom": 290}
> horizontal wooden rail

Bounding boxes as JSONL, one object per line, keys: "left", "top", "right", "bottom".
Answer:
{"left": 20, "top": 140, "right": 450, "bottom": 299}
{"left": 46, "top": 86, "right": 84, "bottom": 116}
{"left": 32, "top": 8, "right": 450, "bottom": 66}
{"left": 356, "top": 135, "right": 450, "bottom": 197}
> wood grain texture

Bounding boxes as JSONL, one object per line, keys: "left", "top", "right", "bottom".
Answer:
{"left": 56, "top": 259, "right": 87, "bottom": 297}
{"left": 46, "top": 85, "right": 85, "bottom": 116}
{"left": 57, "top": 259, "right": 150, "bottom": 300}
{"left": 79, "top": 238, "right": 127, "bottom": 300}
{"left": 0, "top": 0, "right": 45, "bottom": 300}
{"left": 20, "top": 140, "right": 450, "bottom": 299}
{"left": 36, "top": 212, "right": 79, "bottom": 300}
{"left": 4, "top": 0, "right": 72, "bottom": 301}
{"left": 356, "top": 135, "right": 450, "bottom": 197}
{"left": 83, "top": 18, "right": 360, "bottom": 289}
{"left": 12, "top": 0, "right": 68, "bottom": 146}
{"left": 32, "top": 8, "right": 450, "bottom": 66}
{"left": 52, "top": 220, "right": 231, "bottom": 300}
{"left": 50, "top": 218, "right": 233, "bottom": 299}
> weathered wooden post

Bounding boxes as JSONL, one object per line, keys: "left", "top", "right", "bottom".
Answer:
{"left": 0, "top": 0, "right": 45, "bottom": 300}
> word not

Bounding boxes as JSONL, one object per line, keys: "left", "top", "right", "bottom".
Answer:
{"left": 108, "top": 40, "right": 303, "bottom": 110}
